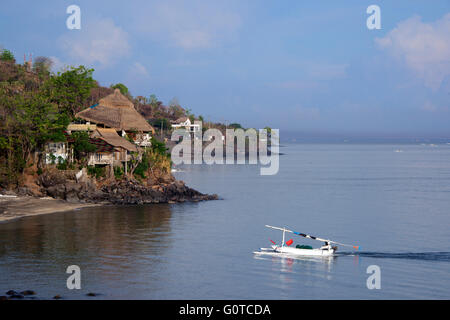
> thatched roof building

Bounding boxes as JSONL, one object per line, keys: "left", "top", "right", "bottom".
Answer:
{"left": 91, "top": 128, "right": 139, "bottom": 152}
{"left": 75, "top": 89, "right": 155, "bottom": 134}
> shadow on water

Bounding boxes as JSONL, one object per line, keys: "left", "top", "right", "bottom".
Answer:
{"left": 254, "top": 253, "right": 337, "bottom": 274}
{"left": 0, "top": 204, "right": 178, "bottom": 298}
{"left": 0, "top": 204, "right": 175, "bottom": 269}
{"left": 337, "top": 251, "right": 450, "bottom": 262}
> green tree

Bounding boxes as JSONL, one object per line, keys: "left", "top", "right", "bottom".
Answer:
{"left": 229, "top": 123, "right": 242, "bottom": 129}
{"left": 149, "top": 94, "right": 158, "bottom": 104}
{"left": 33, "top": 56, "right": 53, "bottom": 77}
{"left": 149, "top": 118, "right": 170, "bottom": 130}
{"left": 150, "top": 136, "right": 169, "bottom": 156}
{"left": 71, "top": 131, "right": 97, "bottom": 161}
{"left": 0, "top": 81, "right": 70, "bottom": 187}
{"left": 111, "top": 83, "right": 129, "bottom": 95}
{"left": 0, "top": 49, "right": 15, "bottom": 62}
{"left": 44, "top": 66, "right": 96, "bottom": 117}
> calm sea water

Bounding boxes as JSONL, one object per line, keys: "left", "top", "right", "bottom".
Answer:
{"left": 0, "top": 143, "right": 449, "bottom": 299}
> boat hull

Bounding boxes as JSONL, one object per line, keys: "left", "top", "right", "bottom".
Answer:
{"left": 254, "top": 245, "right": 335, "bottom": 257}
{"left": 276, "top": 246, "right": 334, "bottom": 256}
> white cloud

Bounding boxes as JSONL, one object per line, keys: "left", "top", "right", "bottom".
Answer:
{"left": 48, "top": 56, "right": 65, "bottom": 73}
{"left": 131, "top": 62, "right": 149, "bottom": 77}
{"left": 376, "top": 13, "right": 450, "bottom": 90}
{"left": 59, "top": 18, "right": 130, "bottom": 67}
{"left": 134, "top": 1, "right": 241, "bottom": 49}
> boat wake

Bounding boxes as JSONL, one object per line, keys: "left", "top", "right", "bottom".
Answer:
{"left": 337, "top": 251, "right": 450, "bottom": 262}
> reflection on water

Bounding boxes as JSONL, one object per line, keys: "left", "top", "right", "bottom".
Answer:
{"left": 0, "top": 205, "right": 174, "bottom": 299}
{"left": 254, "top": 254, "right": 336, "bottom": 281}
{"left": 0, "top": 204, "right": 173, "bottom": 257}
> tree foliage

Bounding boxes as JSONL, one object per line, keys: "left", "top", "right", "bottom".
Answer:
{"left": 44, "top": 66, "right": 96, "bottom": 117}
{"left": 150, "top": 136, "right": 169, "bottom": 156}
{"left": 33, "top": 56, "right": 53, "bottom": 77}
{"left": 149, "top": 117, "right": 170, "bottom": 130}
{"left": 111, "top": 83, "right": 129, "bottom": 95}
{"left": 71, "top": 131, "right": 97, "bottom": 161}
{"left": 0, "top": 49, "right": 15, "bottom": 62}
{"left": 0, "top": 80, "right": 70, "bottom": 187}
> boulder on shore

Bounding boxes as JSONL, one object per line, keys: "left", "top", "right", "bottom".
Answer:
{"left": 40, "top": 176, "right": 218, "bottom": 205}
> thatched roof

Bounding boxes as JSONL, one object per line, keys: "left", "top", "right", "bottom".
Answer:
{"left": 64, "top": 132, "right": 115, "bottom": 152}
{"left": 89, "top": 138, "right": 116, "bottom": 153}
{"left": 172, "top": 116, "right": 189, "bottom": 124}
{"left": 92, "top": 128, "right": 139, "bottom": 152}
{"left": 76, "top": 89, "right": 155, "bottom": 133}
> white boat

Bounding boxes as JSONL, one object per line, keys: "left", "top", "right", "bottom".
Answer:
{"left": 253, "top": 225, "right": 359, "bottom": 257}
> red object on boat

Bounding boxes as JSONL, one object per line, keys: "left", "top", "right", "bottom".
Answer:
{"left": 286, "top": 239, "right": 293, "bottom": 246}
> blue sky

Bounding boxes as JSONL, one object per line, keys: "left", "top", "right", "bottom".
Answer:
{"left": 1, "top": 0, "right": 449, "bottom": 137}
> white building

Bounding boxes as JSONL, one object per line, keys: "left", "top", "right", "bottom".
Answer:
{"left": 45, "top": 142, "right": 70, "bottom": 164}
{"left": 171, "top": 117, "right": 201, "bottom": 133}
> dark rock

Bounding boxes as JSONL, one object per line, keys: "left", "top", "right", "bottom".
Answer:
{"left": 20, "top": 290, "right": 36, "bottom": 296}
{"left": 9, "top": 294, "right": 24, "bottom": 299}
{"left": 65, "top": 182, "right": 82, "bottom": 193}
{"left": 41, "top": 175, "right": 218, "bottom": 205}
{"left": 53, "top": 295, "right": 62, "bottom": 299}
{"left": 17, "top": 187, "right": 32, "bottom": 196}
{"left": 86, "top": 292, "right": 97, "bottom": 297}
{"left": 1, "top": 190, "right": 17, "bottom": 196}
{"left": 6, "top": 290, "right": 18, "bottom": 295}
{"left": 38, "top": 170, "right": 66, "bottom": 188}
{"left": 46, "top": 184, "right": 66, "bottom": 199}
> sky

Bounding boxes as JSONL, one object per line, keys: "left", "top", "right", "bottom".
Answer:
{"left": 1, "top": 0, "right": 449, "bottom": 137}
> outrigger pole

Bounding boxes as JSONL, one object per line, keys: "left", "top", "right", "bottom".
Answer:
{"left": 265, "top": 225, "right": 359, "bottom": 250}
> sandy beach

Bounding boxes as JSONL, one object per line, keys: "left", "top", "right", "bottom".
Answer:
{"left": 0, "top": 195, "right": 100, "bottom": 224}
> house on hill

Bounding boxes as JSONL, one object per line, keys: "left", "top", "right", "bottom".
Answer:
{"left": 90, "top": 128, "right": 139, "bottom": 166}
{"left": 45, "top": 89, "right": 156, "bottom": 174}
{"left": 171, "top": 117, "right": 200, "bottom": 133}
{"left": 73, "top": 89, "right": 156, "bottom": 173}
{"left": 75, "top": 88, "right": 155, "bottom": 145}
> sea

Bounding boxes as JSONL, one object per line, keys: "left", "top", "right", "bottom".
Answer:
{"left": 0, "top": 142, "right": 449, "bottom": 299}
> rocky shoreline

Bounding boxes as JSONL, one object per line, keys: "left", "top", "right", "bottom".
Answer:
{"left": 0, "top": 169, "right": 218, "bottom": 224}
{"left": 43, "top": 178, "right": 218, "bottom": 205}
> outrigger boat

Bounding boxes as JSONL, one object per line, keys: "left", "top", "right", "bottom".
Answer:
{"left": 254, "top": 225, "right": 359, "bottom": 257}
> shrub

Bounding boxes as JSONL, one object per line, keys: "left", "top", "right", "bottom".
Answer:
{"left": 56, "top": 157, "right": 68, "bottom": 170}
{"left": 48, "top": 153, "right": 56, "bottom": 165}
{"left": 87, "top": 165, "right": 105, "bottom": 178}
{"left": 114, "top": 166, "right": 124, "bottom": 179}
{"left": 134, "top": 153, "right": 149, "bottom": 179}
{"left": 72, "top": 131, "right": 96, "bottom": 160}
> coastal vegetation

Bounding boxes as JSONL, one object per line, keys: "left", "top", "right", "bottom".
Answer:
{"left": 0, "top": 49, "right": 175, "bottom": 192}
